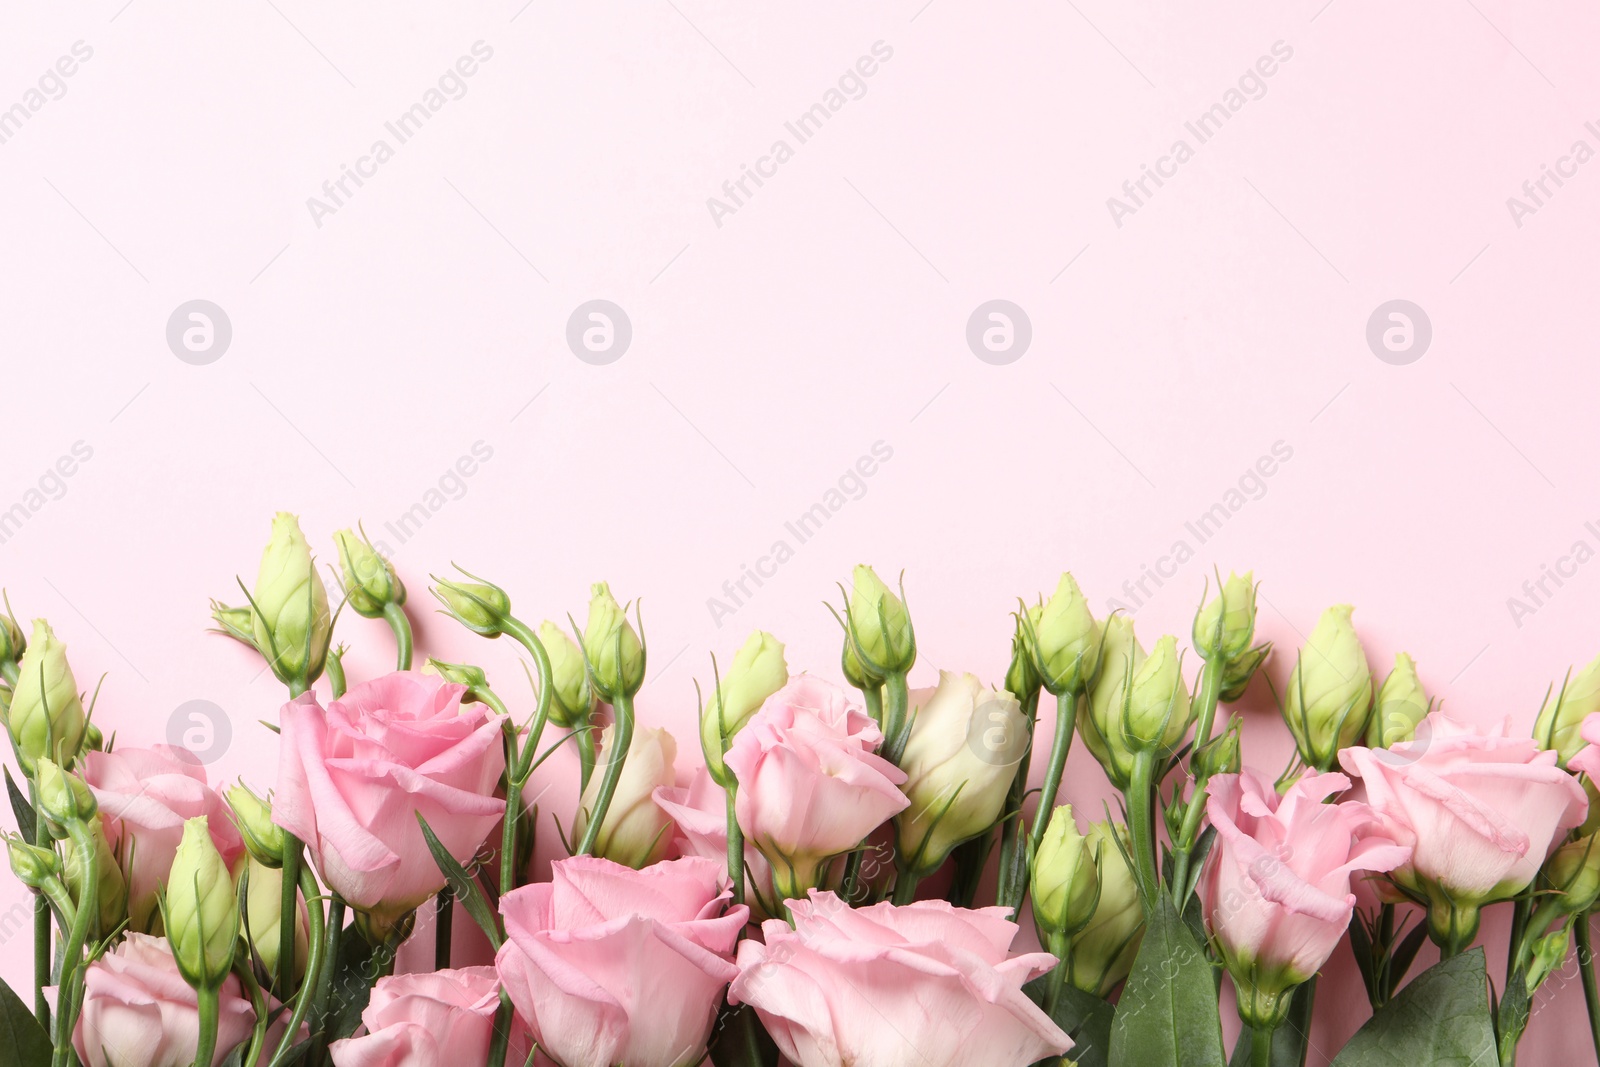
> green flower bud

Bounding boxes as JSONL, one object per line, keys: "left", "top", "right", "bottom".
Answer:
{"left": 1124, "top": 636, "right": 1192, "bottom": 754}
{"left": 702, "top": 631, "right": 788, "bottom": 783}
{"left": 7, "top": 836, "right": 60, "bottom": 888}
{"left": 334, "top": 528, "right": 405, "bottom": 618}
{"left": 37, "top": 758, "right": 97, "bottom": 830}
{"left": 164, "top": 816, "right": 238, "bottom": 990}
{"left": 83, "top": 722, "right": 104, "bottom": 753}
{"left": 583, "top": 582, "right": 644, "bottom": 700}
{"left": 1193, "top": 571, "right": 1258, "bottom": 662}
{"left": 1068, "top": 821, "right": 1145, "bottom": 997}
{"left": 1195, "top": 715, "right": 1243, "bottom": 779}
{"left": 64, "top": 815, "right": 127, "bottom": 938}
{"left": 1282, "top": 605, "right": 1372, "bottom": 771}
{"left": 1030, "top": 805, "right": 1099, "bottom": 938}
{"left": 239, "top": 857, "right": 307, "bottom": 982}
{"left": 1030, "top": 574, "right": 1100, "bottom": 696}
{"left": 845, "top": 565, "right": 915, "bottom": 676}
{"left": 226, "top": 784, "right": 285, "bottom": 867}
{"left": 431, "top": 574, "right": 512, "bottom": 637}
{"left": 1368, "top": 653, "right": 1431, "bottom": 749}
{"left": 1525, "top": 924, "right": 1573, "bottom": 993}
{"left": 209, "top": 601, "right": 259, "bottom": 650}
{"left": 1218, "top": 641, "right": 1272, "bottom": 703}
{"left": 894, "top": 674, "right": 1026, "bottom": 876}
{"left": 1534, "top": 654, "right": 1600, "bottom": 766}
{"left": 1081, "top": 615, "right": 1145, "bottom": 790}
{"left": 841, "top": 636, "right": 879, "bottom": 691}
{"left": 425, "top": 657, "right": 489, "bottom": 692}
{"left": 250, "top": 512, "right": 332, "bottom": 687}
{"left": 539, "top": 621, "right": 593, "bottom": 729}
{"left": 0, "top": 608, "right": 24, "bottom": 666}
{"left": 6, "top": 620, "right": 87, "bottom": 774}
{"left": 1547, "top": 832, "right": 1600, "bottom": 915}
{"left": 1004, "top": 612, "right": 1041, "bottom": 702}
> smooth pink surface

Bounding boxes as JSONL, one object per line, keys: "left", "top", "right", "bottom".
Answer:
{"left": 4, "top": 1, "right": 1600, "bottom": 1060}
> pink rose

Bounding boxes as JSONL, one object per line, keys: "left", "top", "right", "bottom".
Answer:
{"left": 73, "top": 933, "right": 255, "bottom": 1067}
{"left": 722, "top": 675, "right": 909, "bottom": 899}
{"left": 1202, "top": 770, "right": 1409, "bottom": 1020}
{"left": 495, "top": 855, "right": 747, "bottom": 1067}
{"left": 273, "top": 671, "right": 505, "bottom": 922}
{"left": 329, "top": 967, "right": 523, "bottom": 1067}
{"left": 83, "top": 746, "right": 244, "bottom": 931}
{"left": 729, "top": 891, "right": 1070, "bottom": 1067}
{"left": 1340, "top": 712, "right": 1588, "bottom": 918}
{"left": 653, "top": 766, "right": 775, "bottom": 913}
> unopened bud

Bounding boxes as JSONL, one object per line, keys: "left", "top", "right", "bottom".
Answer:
{"left": 431, "top": 573, "right": 511, "bottom": 637}
{"left": 165, "top": 817, "right": 239, "bottom": 990}
{"left": 334, "top": 528, "right": 405, "bottom": 618}
{"left": 845, "top": 565, "right": 915, "bottom": 676}
{"left": 226, "top": 784, "right": 285, "bottom": 867}
{"left": 583, "top": 582, "right": 644, "bottom": 700}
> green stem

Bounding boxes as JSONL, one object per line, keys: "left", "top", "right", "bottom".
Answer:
{"left": 236, "top": 963, "right": 269, "bottom": 1067}
{"left": 861, "top": 685, "right": 884, "bottom": 730}
{"left": 30, "top": 783, "right": 49, "bottom": 1030}
{"left": 308, "top": 898, "right": 345, "bottom": 1063}
{"left": 1577, "top": 913, "right": 1600, "bottom": 1064}
{"left": 265, "top": 869, "right": 326, "bottom": 1067}
{"left": 487, "top": 990, "right": 515, "bottom": 1067}
{"left": 434, "top": 888, "right": 453, "bottom": 970}
{"left": 725, "top": 785, "right": 745, "bottom": 908}
{"left": 891, "top": 871, "right": 920, "bottom": 906}
{"left": 192, "top": 987, "right": 220, "bottom": 1067}
{"left": 278, "top": 836, "right": 303, "bottom": 1001}
{"left": 995, "top": 687, "right": 1041, "bottom": 917}
{"left": 880, "top": 674, "right": 912, "bottom": 765}
{"left": 1028, "top": 690, "right": 1079, "bottom": 861}
{"left": 1126, "top": 748, "right": 1161, "bottom": 906}
{"left": 501, "top": 616, "right": 556, "bottom": 773}
{"left": 51, "top": 826, "right": 98, "bottom": 1067}
{"left": 576, "top": 690, "right": 634, "bottom": 856}
{"left": 1044, "top": 930, "right": 1070, "bottom": 1017}
{"left": 1251, "top": 1022, "right": 1274, "bottom": 1067}
{"left": 382, "top": 602, "right": 413, "bottom": 671}
{"left": 501, "top": 770, "right": 523, "bottom": 897}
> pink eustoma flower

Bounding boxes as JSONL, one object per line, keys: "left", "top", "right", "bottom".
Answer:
{"left": 1341, "top": 711, "right": 1587, "bottom": 944}
{"left": 82, "top": 745, "right": 244, "bottom": 932}
{"left": 721, "top": 675, "right": 909, "bottom": 900}
{"left": 729, "top": 890, "right": 1071, "bottom": 1067}
{"left": 653, "top": 765, "right": 776, "bottom": 915}
{"left": 1202, "top": 770, "right": 1409, "bottom": 1024}
{"left": 273, "top": 671, "right": 505, "bottom": 925}
{"left": 494, "top": 855, "right": 747, "bottom": 1067}
{"left": 329, "top": 967, "right": 524, "bottom": 1067}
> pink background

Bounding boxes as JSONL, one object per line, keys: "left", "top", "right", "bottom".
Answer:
{"left": 4, "top": 0, "right": 1600, "bottom": 1060}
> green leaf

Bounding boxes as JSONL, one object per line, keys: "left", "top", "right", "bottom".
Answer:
{"left": 1108, "top": 894, "right": 1227, "bottom": 1067}
{"left": 322, "top": 930, "right": 378, "bottom": 1043}
{"left": 1024, "top": 976, "right": 1115, "bottom": 1067}
{"left": 416, "top": 814, "right": 502, "bottom": 948}
{"left": 1329, "top": 949, "right": 1496, "bottom": 1066}
{"left": 707, "top": 1002, "right": 779, "bottom": 1067}
{"left": 1228, "top": 978, "right": 1315, "bottom": 1067}
{"left": 5, "top": 767, "right": 35, "bottom": 845}
{"left": 217, "top": 1043, "right": 246, "bottom": 1067}
{"left": 0, "top": 976, "right": 51, "bottom": 1067}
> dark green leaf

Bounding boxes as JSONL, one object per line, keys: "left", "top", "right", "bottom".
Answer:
{"left": 1387, "top": 920, "right": 1430, "bottom": 998}
{"left": 1329, "top": 949, "right": 1496, "bottom": 1066}
{"left": 0, "top": 975, "right": 51, "bottom": 1067}
{"left": 1108, "top": 894, "right": 1227, "bottom": 1067}
{"left": 5, "top": 767, "right": 35, "bottom": 844}
{"left": 322, "top": 929, "right": 378, "bottom": 1043}
{"left": 707, "top": 1002, "right": 779, "bottom": 1067}
{"left": 1228, "top": 978, "right": 1315, "bottom": 1067}
{"left": 217, "top": 1043, "right": 245, "bottom": 1067}
{"left": 1348, "top": 915, "right": 1377, "bottom": 1006}
{"left": 1024, "top": 976, "right": 1115, "bottom": 1067}
{"left": 416, "top": 814, "right": 502, "bottom": 948}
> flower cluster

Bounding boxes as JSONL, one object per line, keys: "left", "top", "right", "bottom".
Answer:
{"left": 5, "top": 521, "right": 1600, "bottom": 1067}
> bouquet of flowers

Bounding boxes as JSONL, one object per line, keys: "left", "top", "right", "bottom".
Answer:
{"left": 3, "top": 512, "right": 1600, "bottom": 1067}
